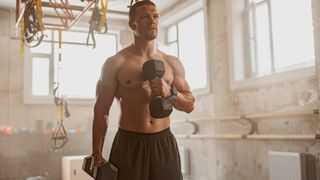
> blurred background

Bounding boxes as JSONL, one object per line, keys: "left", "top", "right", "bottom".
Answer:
{"left": 0, "top": 0, "right": 320, "bottom": 179}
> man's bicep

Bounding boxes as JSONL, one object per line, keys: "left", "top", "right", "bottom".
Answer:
{"left": 173, "top": 75, "right": 192, "bottom": 94}
{"left": 170, "top": 58, "right": 192, "bottom": 92}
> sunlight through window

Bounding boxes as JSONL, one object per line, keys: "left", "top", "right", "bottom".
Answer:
{"left": 54, "top": 33, "right": 117, "bottom": 99}
{"left": 32, "top": 57, "right": 50, "bottom": 96}
{"left": 30, "top": 30, "right": 118, "bottom": 100}
{"left": 161, "top": 10, "right": 207, "bottom": 91}
{"left": 247, "top": 0, "right": 315, "bottom": 78}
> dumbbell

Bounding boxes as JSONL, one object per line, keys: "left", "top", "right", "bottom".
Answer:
{"left": 142, "top": 59, "right": 173, "bottom": 118}
{"left": 82, "top": 156, "right": 118, "bottom": 180}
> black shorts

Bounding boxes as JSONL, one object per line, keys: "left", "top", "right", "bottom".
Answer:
{"left": 109, "top": 128, "right": 183, "bottom": 180}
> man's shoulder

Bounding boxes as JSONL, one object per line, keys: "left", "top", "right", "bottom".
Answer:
{"left": 101, "top": 55, "right": 123, "bottom": 73}
{"left": 105, "top": 48, "right": 129, "bottom": 65}
{"left": 157, "top": 49, "right": 179, "bottom": 62}
{"left": 112, "top": 46, "right": 133, "bottom": 61}
{"left": 156, "top": 50, "right": 184, "bottom": 72}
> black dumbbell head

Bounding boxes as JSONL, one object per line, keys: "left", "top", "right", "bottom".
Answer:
{"left": 93, "top": 162, "right": 118, "bottom": 180}
{"left": 149, "top": 98, "right": 173, "bottom": 118}
{"left": 142, "top": 59, "right": 165, "bottom": 80}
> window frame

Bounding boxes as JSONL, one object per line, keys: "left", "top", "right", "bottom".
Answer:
{"left": 227, "top": 0, "right": 316, "bottom": 90}
{"left": 160, "top": 0, "right": 210, "bottom": 96}
{"left": 23, "top": 30, "right": 120, "bottom": 104}
{"left": 247, "top": 0, "right": 276, "bottom": 77}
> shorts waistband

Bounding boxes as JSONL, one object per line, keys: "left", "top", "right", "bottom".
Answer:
{"left": 117, "top": 127, "right": 172, "bottom": 141}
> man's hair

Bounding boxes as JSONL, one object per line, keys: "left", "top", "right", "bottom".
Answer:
{"left": 129, "top": 0, "right": 156, "bottom": 21}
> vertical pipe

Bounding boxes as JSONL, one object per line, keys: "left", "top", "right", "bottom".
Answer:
{"left": 267, "top": 0, "right": 275, "bottom": 74}
{"left": 16, "top": 0, "right": 20, "bottom": 22}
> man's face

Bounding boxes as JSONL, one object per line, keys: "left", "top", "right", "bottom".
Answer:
{"left": 130, "top": 5, "right": 159, "bottom": 40}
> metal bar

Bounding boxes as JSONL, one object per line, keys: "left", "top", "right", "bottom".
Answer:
{"left": 10, "top": 36, "right": 94, "bottom": 46}
{"left": 45, "top": 27, "right": 65, "bottom": 31}
{"left": 198, "top": 116, "right": 242, "bottom": 121}
{"left": 43, "top": 14, "right": 75, "bottom": 20}
{"left": 44, "top": 23, "right": 66, "bottom": 27}
{"left": 49, "top": 0, "right": 68, "bottom": 27}
{"left": 267, "top": 0, "right": 276, "bottom": 74}
{"left": 16, "top": 0, "right": 20, "bottom": 22}
{"left": 59, "top": 0, "right": 73, "bottom": 17}
{"left": 65, "top": 0, "right": 75, "bottom": 18}
{"left": 66, "top": 1, "right": 95, "bottom": 30}
{"left": 42, "top": 2, "right": 85, "bottom": 11}
{"left": 43, "top": 40, "right": 94, "bottom": 46}
{"left": 253, "top": 3, "right": 259, "bottom": 76}
{"left": 173, "top": 109, "right": 318, "bottom": 123}
{"left": 173, "top": 116, "right": 242, "bottom": 124}
{"left": 245, "top": 134, "right": 316, "bottom": 140}
{"left": 246, "top": 109, "right": 318, "bottom": 119}
{"left": 15, "top": 8, "right": 25, "bottom": 28}
{"left": 175, "top": 134, "right": 244, "bottom": 139}
{"left": 175, "top": 134, "right": 319, "bottom": 140}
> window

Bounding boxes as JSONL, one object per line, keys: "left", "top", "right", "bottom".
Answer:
{"left": 247, "top": 0, "right": 315, "bottom": 77}
{"left": 228, "top": 0, "right": 315, "bottom": 87}
{"left": 160, "top": 10, "right": 208, "bottom": 93}
{"left": 24, "top": 30, "right": 118, "bottom": 103}
{"left": 178, "top": 11, "right": 207, "bottom": 90}
{"left": 54, "top": 32, "right": 117, "bottom": 99}
{"left": 32, "top": 57, "right": 50, "bottom": 96}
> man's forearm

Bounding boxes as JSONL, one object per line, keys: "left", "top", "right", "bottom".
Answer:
{"left": 92, "top": 115, "right": 108, "bottom": 158}
{"left": 172, "top": 92, "right": 195, "bottom": 113}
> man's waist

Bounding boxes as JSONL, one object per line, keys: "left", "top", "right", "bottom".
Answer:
{"left": 119, "top": 116, "right": 170, "bottom": 132}
{"left": 116, "top": 127, "right": 172, "bottom": 141}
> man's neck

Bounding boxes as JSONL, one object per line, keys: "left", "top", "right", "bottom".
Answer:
{"left": 132, "top": 37, "right": 157, "bottom": 57}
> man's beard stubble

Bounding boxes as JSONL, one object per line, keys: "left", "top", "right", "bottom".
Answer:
{"left": 144, "top": 30, "right": 158, "bottom": 41}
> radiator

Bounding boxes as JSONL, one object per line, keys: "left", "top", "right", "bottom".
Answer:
{"left": 62, "top": 155, "right": 92, "bottom": 180}
{"left": 268, "top": 151, "right": 317, "bottom": 180}
{"left": 179, "top": 146, "right": 189, "bottom": 175}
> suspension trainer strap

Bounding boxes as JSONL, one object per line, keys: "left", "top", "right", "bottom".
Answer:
{"left": 99, "top": 0, "right": 108, "bottom": 32}
{"left": 20, "top": 19, "right": 25, "bottom": 56}
{"left": 36, "top": 0, "right": 45, "bottom": 31}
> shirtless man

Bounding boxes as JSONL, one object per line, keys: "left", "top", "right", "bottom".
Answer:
{"left": 91, "top": 1, "right": 195, "bottom": 179}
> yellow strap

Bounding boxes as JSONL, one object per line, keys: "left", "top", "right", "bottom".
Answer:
{"left": 36, "top": 0, "right": 45, "bottom": 31}
{"left": 59, "top": 30, "right": 62, "bottom": 49}
{"left": 99, "top": 0, "right": 108, "bottom": 32}
{"left": 20, "top": 20, "right": 25, "bottom": 56}
{"left": 57, "top": 104, "right": 63, "bottom": 121}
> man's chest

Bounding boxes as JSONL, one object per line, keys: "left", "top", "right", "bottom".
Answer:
{"left": 117, "top": 59, "right": 174, "bottom": 89}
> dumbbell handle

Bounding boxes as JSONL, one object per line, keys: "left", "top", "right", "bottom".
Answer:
{"left": 83, "top": 156, "right": 118, "bottom": 180}
{"left": 82, "top": 156, "right": 94, "bottom": 177}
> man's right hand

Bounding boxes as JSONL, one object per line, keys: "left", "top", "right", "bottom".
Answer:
{"left": 92, "top": 155, "right": 106, "bottom": 169}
